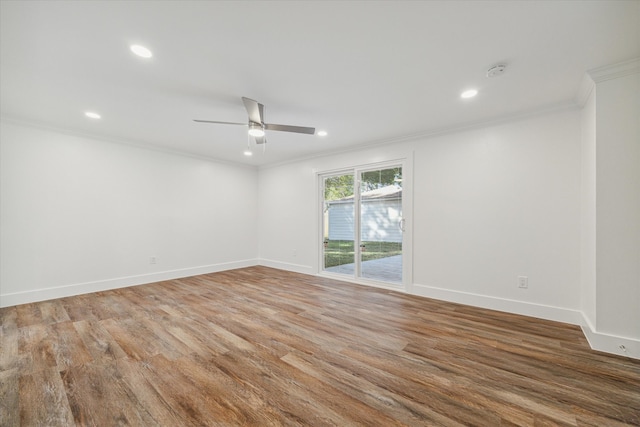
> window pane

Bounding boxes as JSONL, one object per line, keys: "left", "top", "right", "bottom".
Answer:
{"left": 323, "top": 174, "right": 355, "bottom": 273}
{"left": 360, "top": 167, "right": 402, "bottom": 283}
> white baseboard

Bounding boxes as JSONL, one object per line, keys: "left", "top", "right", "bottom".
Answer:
{"left": 258, "top": 259, "right": 315, "bottom": 275}
{"left": 412, "top": 283, "right": 640, "bottom": 360}
{"left": 580, "top": 313, "right": 640, "bottom": 360}
{"left": 0, "top": 259, "right": 259, "bottom": 307}
{"left": 5, "top": 262, "right": 638, "bottom": 361}
{"left": 412, "top": 283, "right": 583, "bottom": 325}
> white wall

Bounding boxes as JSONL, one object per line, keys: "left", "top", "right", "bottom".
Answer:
{"left": 259, "top": 110, "right": 582, "bottom": 323}
{"left": 0, "top": 120, "right": 259, "bottom": 306}
{"left": 258, "top": 147, "right": 412, "bottom": 275}
{"left": 412, "top": 113, "right": 581, "bottom": 319}
{"left": 258, "top": 161, "right": 320, "bottom": 273}
{"left": 580, "top": 87, "right": 597, "bottom": 328}
{"left": 2, "top": 70, "right": 635, "bottom": 360}
{"left": 575, "top": 63, "right": 640, "bottom": 359}
{"left": 594, "top": 72, "right": 640, "bottom": 340}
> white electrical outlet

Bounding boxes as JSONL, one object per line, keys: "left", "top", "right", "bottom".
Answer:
{"left": 292, "top": 249, "right": 297, "bottom": 257}
{"left": 518, "top": 276, "right": 528, "bottom": 288}
{"left": 150, "top": 257, "right": 157, "bottom": 265}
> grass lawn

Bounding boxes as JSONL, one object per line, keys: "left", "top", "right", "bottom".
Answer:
{"left": 323, "top": 240, "right": 402, "bottom": 268}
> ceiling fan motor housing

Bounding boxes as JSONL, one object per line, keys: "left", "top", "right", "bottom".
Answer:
{"left": 194, "top": 97, "right": 314, "bottom": 143}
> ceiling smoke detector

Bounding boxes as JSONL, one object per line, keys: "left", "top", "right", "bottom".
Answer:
{"left": 487, "top": 64, "right": 507, "bottom": 78}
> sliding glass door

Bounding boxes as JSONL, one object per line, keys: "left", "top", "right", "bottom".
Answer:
{"left": 358, "top": 167, "right": 403, "bottom": 283}
{"left": 322, "top": 165, "right": 404, "bottom": 285}
{"left": 322, "top": 173, "right": 355, "bottom": 275}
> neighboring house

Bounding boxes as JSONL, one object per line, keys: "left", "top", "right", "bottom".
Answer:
{"left": 326, "top": 185, "right": 402, "bottom": 243}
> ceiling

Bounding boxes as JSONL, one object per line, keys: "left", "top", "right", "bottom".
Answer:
{"left": 1, "top": 1, "right": 639, "bottom": 167}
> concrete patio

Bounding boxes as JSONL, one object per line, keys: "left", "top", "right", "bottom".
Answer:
{"left": 324, "top": 254, "right": 402, "bottom": 284}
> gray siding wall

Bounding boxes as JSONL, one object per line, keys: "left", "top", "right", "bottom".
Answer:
{"left": 328, "top": 200, "right": 402, "bottom": 243}
{"left": 328, "top": 203, "right": 354, "bottom": 240}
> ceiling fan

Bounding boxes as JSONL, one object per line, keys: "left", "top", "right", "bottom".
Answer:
{"left": 194, "top": 97, "right": 315, "bottom": 144}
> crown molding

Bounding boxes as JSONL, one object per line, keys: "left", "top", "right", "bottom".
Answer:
{"left": 587, "top": 57, "right": 640, "bottom": 83}
{"left": 259, "top": 100, "right": 578, "bottom": 170}
{"left": 575, "top": 58, "right": 640, "bottom": 108}
{"left": 0, "top": 114, "right": 258, "bottom": 171}
{"left": 575, "top": 73, "right": 595, "bottom": 108}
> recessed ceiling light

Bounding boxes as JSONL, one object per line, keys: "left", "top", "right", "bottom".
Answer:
{"left": 84, "top": 111, "right": 101, "bottom": 119}
{"left": 461, "top": 89, "right": 478, "bottom": 99}
{"left": 243, "top": 150, "right": 253, "bottom": 156}
{"left": 130, "top": 44, "right": 153, "bottom": 58}
{"left": 317, "top": 130, "right": 328, "bottom": 137}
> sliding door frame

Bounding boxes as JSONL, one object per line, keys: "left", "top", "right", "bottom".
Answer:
{"left": 317, "top": 157, "right": 413, "bottom": 292}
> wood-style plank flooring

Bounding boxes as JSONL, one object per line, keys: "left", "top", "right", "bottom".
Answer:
{"left": 1, "top": 266, "right": 639, "bottom": 426}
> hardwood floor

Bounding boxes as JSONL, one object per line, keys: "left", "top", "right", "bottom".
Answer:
{"left": 1, "top": 266, "right": 639, "bottom": 426}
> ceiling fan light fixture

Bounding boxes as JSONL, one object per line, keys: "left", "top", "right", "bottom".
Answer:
{"left": 248, "top": 124, "right": 265, "bottom": 137}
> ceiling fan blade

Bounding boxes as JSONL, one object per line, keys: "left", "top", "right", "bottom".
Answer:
{"left": 242, "top": 97, "right": 264, "bottom": 124}
{"left": 193, "top": 120, "right": 246, "bottom": 125}
{"left": 254, "top": 135, "right": 267, "bottom": 144}
{"left": 264, "top": 123, "right": 316, "bottom": 135}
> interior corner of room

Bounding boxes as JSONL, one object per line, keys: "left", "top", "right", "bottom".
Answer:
{"left": 0, "top": 1, "right": 638, "bottom": 363}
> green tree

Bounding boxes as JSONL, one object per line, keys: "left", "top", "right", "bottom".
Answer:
{"left": 324, "top": 167, "right": 401, "bottom": 201}
{"left": 360, "top": 167, "right": 401, "bottom": 191}
{"left": 324, "top": 174, "right": 354, "bottom": 201}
